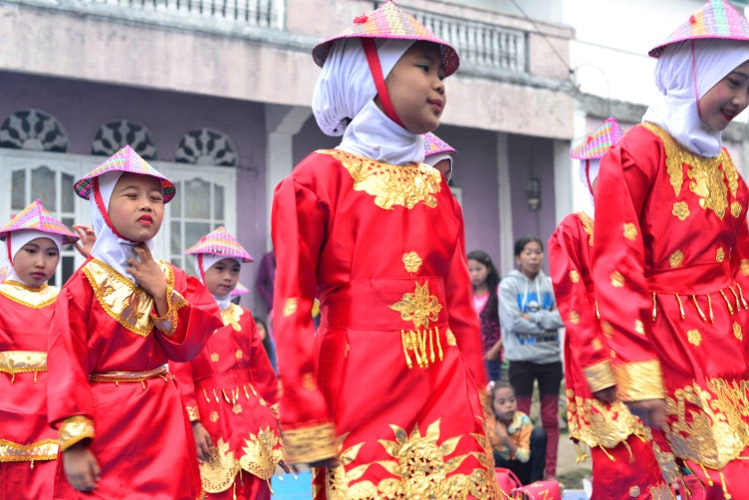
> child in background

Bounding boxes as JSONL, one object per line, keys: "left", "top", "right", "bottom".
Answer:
{"left": 46, "top": 145, "right": 222, "bottom": 498}
{"left": 0, "top": 200, "right": 78, "bottom": 499}
{"left": 468, "top": 250, "right": 503, "bottom": 382}
{"left": 271, "top": 2, "right": 496, "bottom": 497}
{"left": 549, "top": 118, "right": 671, "bottom": 498}
{"left": 253, "top": 316, "right": 276, "bottom": 372}
{"left": 171, "top": 226, "right": 284, "bottom": 500}
{"left": 499, "top": 236, "right": 563, "bottom": 480}
{"left": 592, "top": 0, "right": 749, "bottom": 495}
{"left": 488, "top": 380, "right": 546, "bottom": 485}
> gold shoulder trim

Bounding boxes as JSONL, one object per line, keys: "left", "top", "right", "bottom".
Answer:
{"left": 282, "top": 422, "right": 337, "bottom": 464}
{"left": 0, "top": 281, "right": 58, "bottom": 309}
{"left": 82, "top": 259, "right": 175, "bottom": 338}
{"left": 59, "top": 415, "right": 95, "bottom": 451}
{"left": 614, "top": 359, "right": 666, "bottom": 401}
{"left": 319, "top": 149, "right": 442, "bottom": 210}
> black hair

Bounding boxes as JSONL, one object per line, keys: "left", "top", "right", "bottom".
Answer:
{"left": 467, "top": 249, "right": 501, "bottom": 313}
{"left": 513, "top": 236, "right": 544, "bottom": 257}
{"left": 491, "top": 379, "right": 515, "bottom": 398}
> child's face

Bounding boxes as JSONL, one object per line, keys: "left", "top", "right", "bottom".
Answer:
{"left": 492, "top": 387, "right": 517, "bottom": 422}
{"left": 383, "top": 41, "right": 446, "bottom": 135}
{"left": 203, "top": 257, "right": 241, "bottom": 296}
{"left": 698, "top": 59, "right": 749, "bottom": 132}
{"left": 108, "top": 173, "right": 164, "bottom": 242}
{"left": 256, "top": 321, "right": 267, "bottom": 340}
{"left": 468, "top": 259, "right": 489, "bottom": 288}
{"left": 515, "top": 241, "right": 543, "bottom": 279}
{"left": 12, "top": 237, "right": 59, "bottom": 288}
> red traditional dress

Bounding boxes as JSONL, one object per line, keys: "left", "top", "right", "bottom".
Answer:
{"left": 170, "top": 303, "right": 284, "bottom": 499}
{"left": 272, "top": 150, "right": 498, "bottom": 500}
{"left": 593, "top": 122, "right": 749, "bottom": 497}
{"left": 0, "top": 282, "right": 63, "bottom": 499}
{"left": 549, "top": 212, "right": 671, "bottom": 499}
{"left": 46, "top": 258, "right": 222, "bottom": 499}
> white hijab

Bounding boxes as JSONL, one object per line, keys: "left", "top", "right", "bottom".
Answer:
{"left": 312, "top": 37, "right": 425, "bottom": 165}
{"left": 4, "top": 229, "right": 63, "bottom": 286}
{"left": 642, "top": 39, "right": 749, "bottom": 157}
{"left": 192, "top": 253, "right": 237, "bottom": 311}
{"left": 89, "top": 171, "right": 156, "bottom": 284}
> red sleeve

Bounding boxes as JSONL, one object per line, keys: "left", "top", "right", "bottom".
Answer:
{"left": 242, "top": 308, "right": 279, "bottom": 406}
{"left": 168, "top": 357, "right": 200, "bottom": 422}
{"left": 549, "top": 214, "right": 615, "bottom": 392}
{"left": 592, "top": 130, "right": 665, "bottom": 402}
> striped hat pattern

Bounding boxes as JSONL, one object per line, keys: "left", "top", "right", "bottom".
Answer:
{"left": 185, "top": 226, "right": 253, "bottom": 263}
{"left": 649, "top": 0, "right": 749, "bottom": 58}
{"left": 423, "top": 132, "right": 456, "bottom": 158}
{"left": 312, "top": 0, "right": 460, "bottom": 77}
{"left": 74, "top": 145, "right": 176, "bottom": 203}
{"left": 230, "top": 282, "right": 250, "bottom": 297}
{"left": 0, "top": 199, "right": 78, "bottom": 244}
{"left": 570, "top": 118, "right": 624, "bottom": 160}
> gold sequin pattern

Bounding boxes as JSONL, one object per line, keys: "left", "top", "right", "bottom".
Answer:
{"left": 569, "top": 270, "right": 580, "bottom": 283}
{"left": 670, "top": 250, "right": 684, "bottom": 268}
{"left": 220, "top": 303, "right": 244, "bottom": 332}
{"left": 569, "top": 311, "right": 580, "bottom": 324}
{"left": 672, "top": 201, "right": 690, "bottom": 221}
{"left": 716, "top": 248, "right": 725, "bottom": 263}
{"left": 687, "top": 329, "right": 701, "bottom": 346}
{"left": 402, "top": 252, "right": 423, "bottom": 273}
{"left": 623, "top": 222, "right": 638, "bottom": 241}
{"left": 731, "top": 201, "right": 743, "bottom": 218}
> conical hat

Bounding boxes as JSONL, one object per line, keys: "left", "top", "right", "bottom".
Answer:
{"left": 74, "top": 145, "right": 176, "bottom": 203}
{"left": 313, "top": 1, "right": 460, "bottom": 77}
{"left": 0, "top": 199, "right": 78, "bottom": 244}
{"left": 423, "top": 132, "right": 456, "bottom": 158}
{"left": 649, "top": 0, "right": 749, "bottom": 58}
{"left": 230, "top": 282, "right": 250, "bottom": 297}
{"left": 570, "top": 118, "right": 624, "bottom": 160}
{"left": 185, "top": 226, "right": 253, "bottom": 262}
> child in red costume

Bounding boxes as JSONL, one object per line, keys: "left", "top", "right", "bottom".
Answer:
{"left": 271, "top": 2, "right": 497, "bottom": 498}
{"left": 592, "top": 1, "right": 749, "bottom": 496}
{"left": 549, "top": 118, "right": 671, "bottom": 498}
{"left": 171, "top": 227, "right": 285, "bottom": 499}
{"left": 0, "top": 200, "right": 78, "bottom": 499}
{"left": 46, "top": 145, "right": 222, "bottom": 499}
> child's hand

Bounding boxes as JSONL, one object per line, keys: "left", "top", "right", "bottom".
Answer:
{"left": 592, "top": 386, "right": 617, "bottom": 404}
{"left": 625, "top": 399, "right": 667, "bottom": 429}
{"left": 128, "top": 243, "right": 168, "bottom": 315}
{"left": 192, "top": 422, "right": 214, "bottom": 462}
{"left": 72, "top": 224, "right": 96, "bottom": 258}
{"left": 63, "top": 443, "right": 101, "bottom": 491}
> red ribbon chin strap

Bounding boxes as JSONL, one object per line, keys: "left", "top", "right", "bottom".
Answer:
{"left": 360, "top": 38, "right": 406, "bottom": 129}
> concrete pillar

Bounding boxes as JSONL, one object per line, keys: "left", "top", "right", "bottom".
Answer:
{"left": 497, "top": 132, "right": 514, "bottom": 275}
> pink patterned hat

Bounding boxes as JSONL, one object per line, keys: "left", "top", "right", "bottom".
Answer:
{"left": 649, "top": 0, "right": 749, "bottom": 58}
{"left": 230, "top": 281, "right": 250, "bottom": 297}
{"left": 185, "top": 226, "right": 253, "bottom": 262}
{"left": 570, "top": 118, "right": 624, "bottom": 159}
{"left": 313, "top": 1, "right": 460, "bottom": 77}
{"left": 423, "top": 132, "right": 456, "bottom": 158}
{"left": 74, "top": 145, "right": 176, "bottom": 203}
{"left": 0, "top": 199, "right": 78, "bottom": 244}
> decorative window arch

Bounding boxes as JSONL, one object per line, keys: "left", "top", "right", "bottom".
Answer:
{"left": 92, "top": 120, "right": 158, "bottom": 159}
{"left": 0, "top": 109, "right": 68, "bottom": 152}
{"left": 175, "top": 128, "right": 238, "bottom": 167}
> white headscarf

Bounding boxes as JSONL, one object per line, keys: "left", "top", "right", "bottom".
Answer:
{"left": 89, "top": 171, "right": 156, "bottom": 283}
{"left": 312, "top": 37, "right": 425, "bottom": 165}
{"left": 4, "top": 229, "right": 63, "bottom": 286}
{"left": 642, "top": 38, "right": 749, "bottom": 157}
{"left": 192, "top": 254, "right": 238, "bottom": 311}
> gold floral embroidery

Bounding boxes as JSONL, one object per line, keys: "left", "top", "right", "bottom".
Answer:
{"left": 651, "top": 438, "right": 680, "bottom": 484}
{"left": 200, "top": 438, "right": 240, "bottom": 493}
{"left": 566, "top": 393, "right": 646, "bottom": 449}
{"left": 569, "top": 311, "right": 580, "bottom": 324}
{"left": 282, "top": 422, "right": 337, "bottom": 464}
{"left": 402, "top": 252, "right": 423, "bottom": 273}
{"left": 235, "top": 350, "right": 243, "bottom": 359}
{"left": 322, "top": 149, "right": 442, "bottom": 210}
{"left": 615, "top": 360, "right": 666, "bottom": 401}
{"left": 623, "top": 222, "right": 638, "bottom": 241}
{"left": 731, "top": 201, "right": 743, "bottom": 218}
{"left": 643, "top": 122, "right": 734, "bottom": 219}
{"left": 0, "top": 281, "right": 58, "bottom": 308}
{"left": 220, "top": 303, "right": 243, "bottom": 331}
{"left": 669, "top": 250, "right": 684, "bottom": 268}
{"left": 687, "top": 329, "right": 701, "bottom": 346}
{"left": 569, "top": 270, "right": 580, "bottom": 283}
{"left": 590, "top": 338, "right": 603, "bottom": 351}
{"left": 0, "top": 439, "right": 58, "bottom": 462}
{"left": 238, "top": 427, "right": 285, "bottom": 480}
{"left": 578, "top": 212, "right": 594, "bottom": 246}
{"left": 282, "top": 298, "right": 297, "bottom": 317}
{"left": 210, "top": 353, "right": 219, "bottom": 362}
{"left": 611, "top": 271, "right": 625, "bottom": 288}
{"left": 82, "top": 259, "right": 180, "bottom": 338}
{"left": 318, "top": 419, "right": 498, "bottom": 499}
{"left": 716, "top": 248, "right": 725, "bottom": 263}
{"left": 629, "top": 486, "right": 641, "bottom": 497}
{"left": 210, "top": 411, "right": 219, "bottom": 423}
{"left": 734, "top": 322, "right": 743, "bottom": 341}
{"left": 672, "top": 201, "right": 690, "bottom": 221}
{"left": 665, "top": 379, "right": 749, "bottom": 469}
{"left": 389, "top": 282, "right": 442, "bottom": 330}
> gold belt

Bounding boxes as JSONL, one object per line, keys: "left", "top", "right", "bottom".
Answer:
{"left": 90, "top": 365, "right": 170, "bottom": 389}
